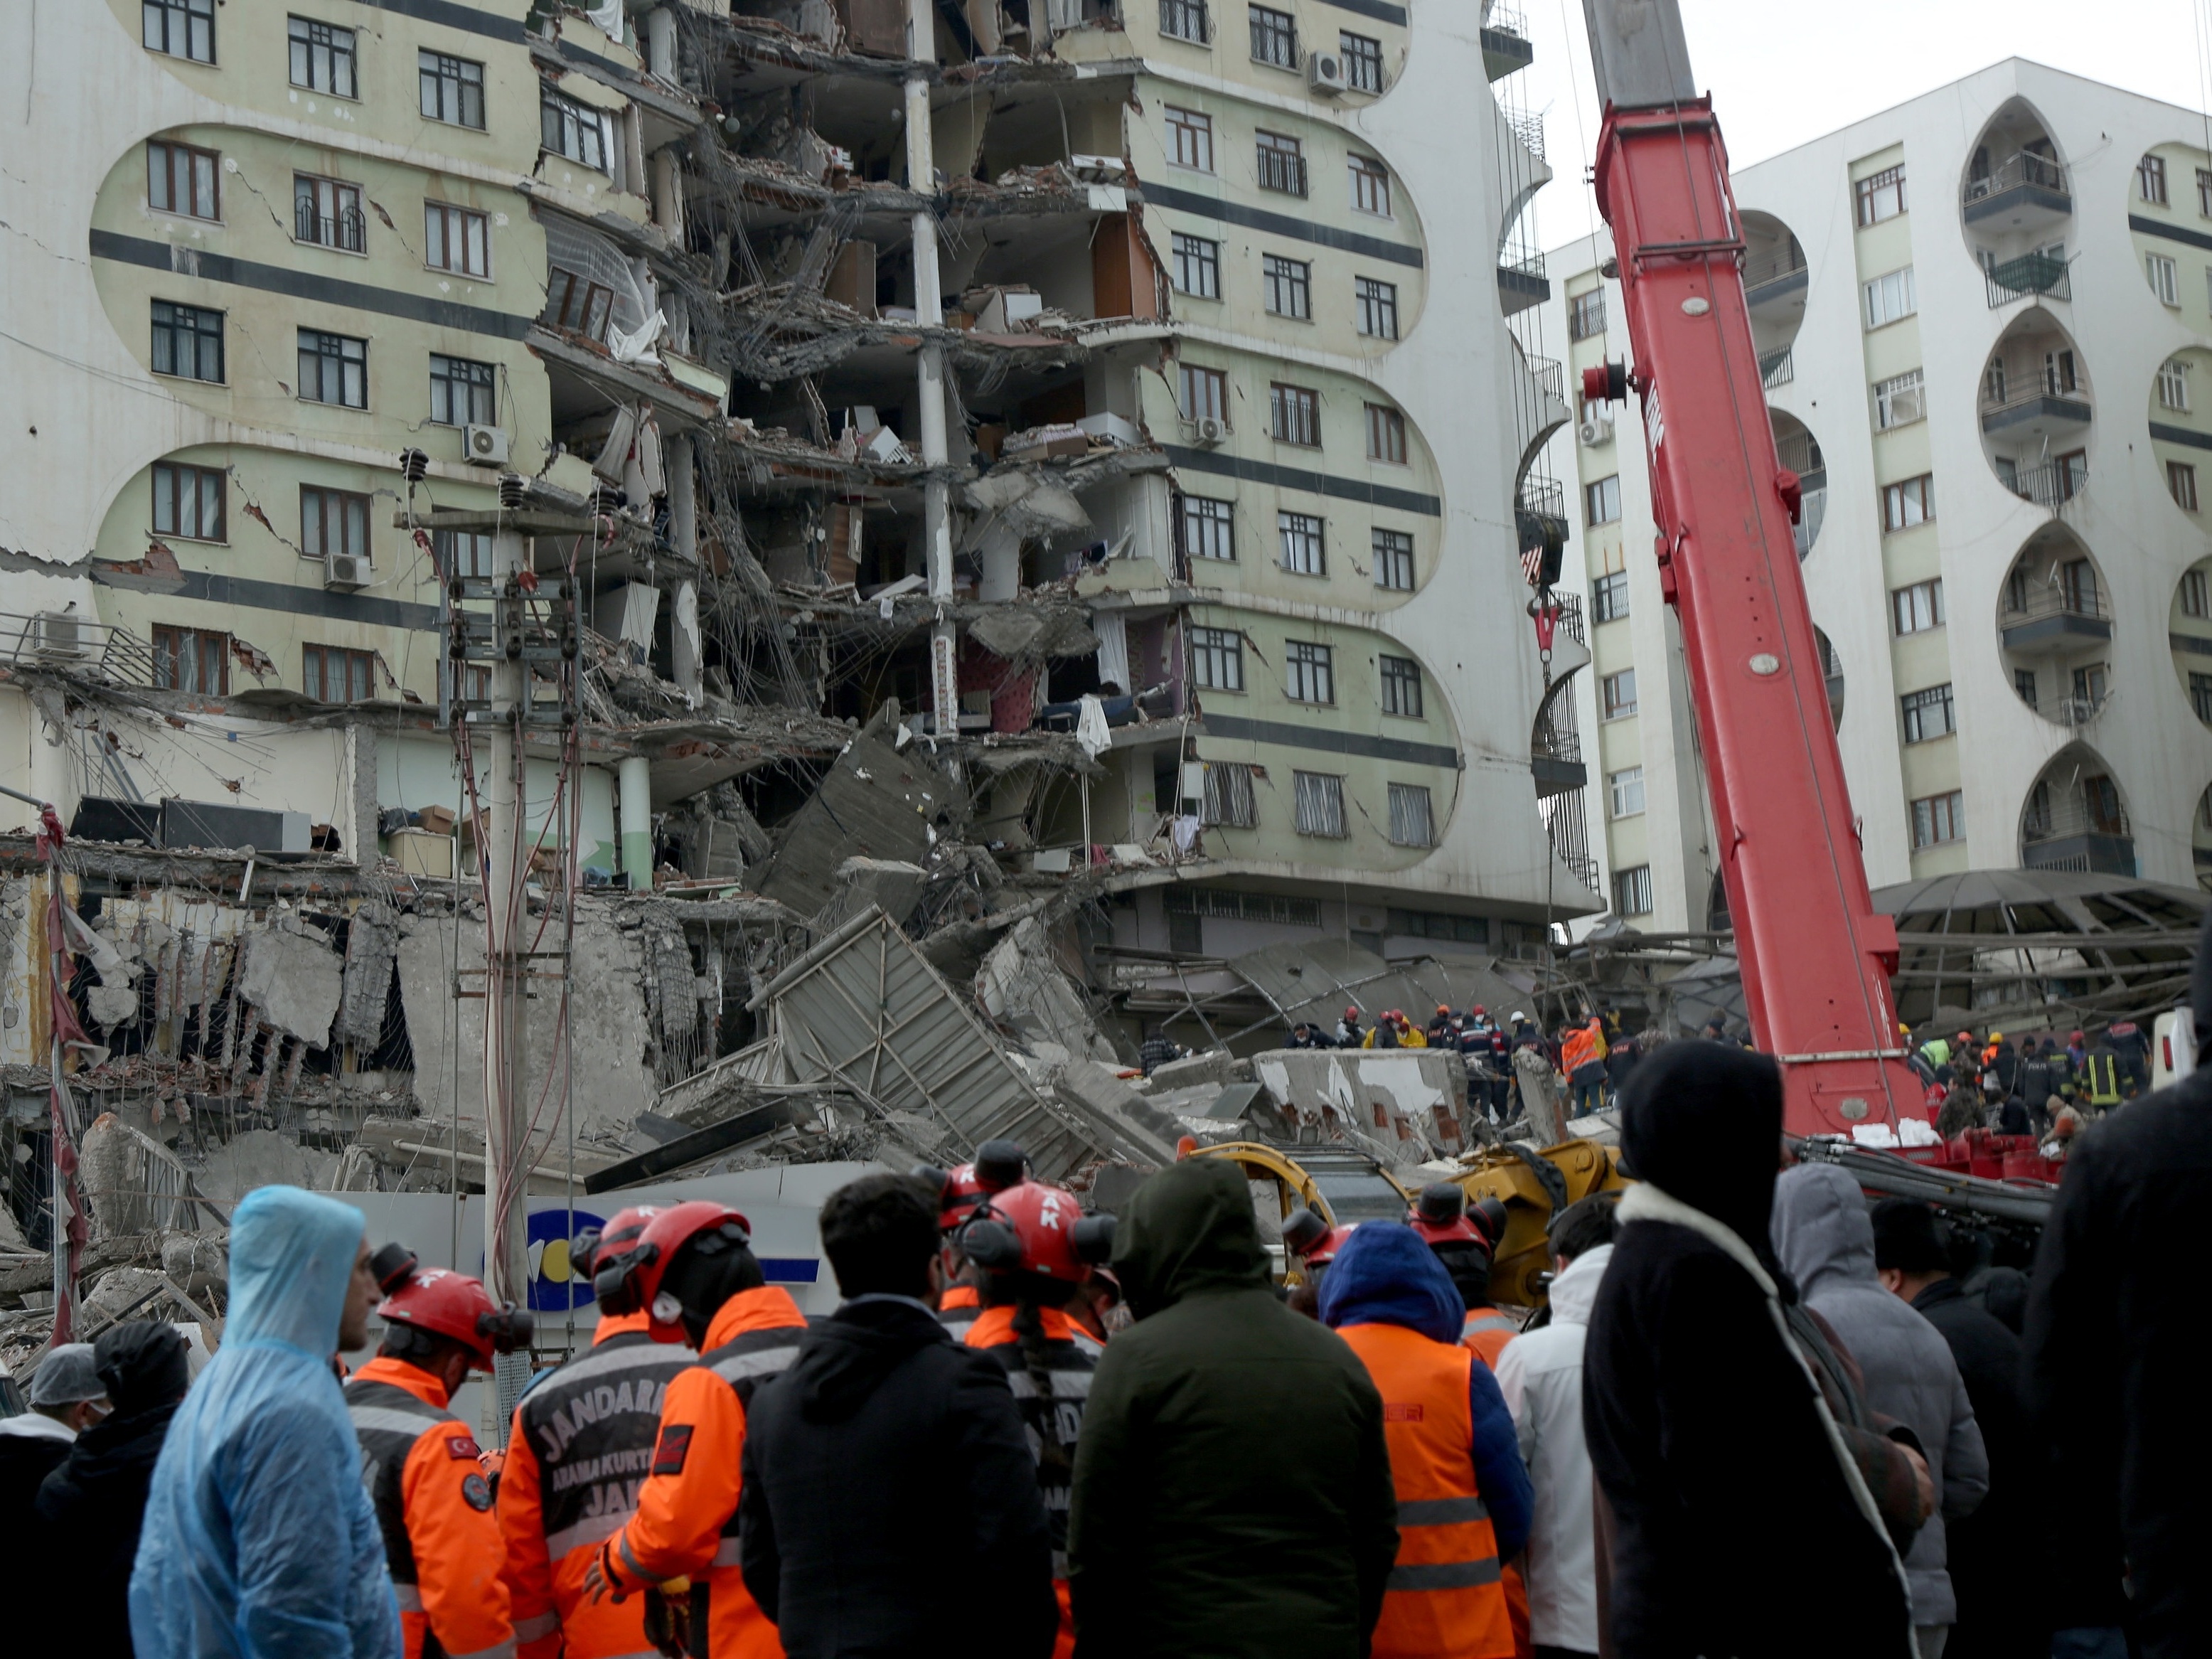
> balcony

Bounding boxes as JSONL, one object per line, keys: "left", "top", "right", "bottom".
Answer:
{"left": 1532, "top": 721, "right": 1585, "bottom": 796}
{"left": 1515, "top": 476, "right": 1567, "bottom": 564}
{"left": 1962, "top": 150, "right": 2071, "bottom": 232}
{"left": 295, "top": 201, "right": 366, "bottom": 254}
{"left": 1498, "top": 251, "right": 1549, "bottom": 315}
{"left": 2004, "top": 457, "right": 2088, "bottom": 510}
{"left": 1980, "top": 384, "right": 2091, "bottom": 437}
{"left": 1480, "top": 2, "right": 1533, "bottom": 79}
{"left": 0, "top": 611, "right": 160, "bottom": 686}
{"left": 1760, "top": 346, "right": 1793, "bottom": 388}
{"left": 2022, "top": 794, "right": 2133, "bottom": 874}
{"left": 2002, "top": 583, "right": 2111, "bottom": 655}
{"left": 1984, "top": 251, "right": 2071, "bottom": 309}
{"left": 1504, "top": 110, "right": 1546, "bottom": 161}
{"left": 1742, "top": 242, "right": 1808, "bottom": 311}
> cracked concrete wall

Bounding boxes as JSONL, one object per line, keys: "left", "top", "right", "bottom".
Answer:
{"left": 235, "top": 922, "right": 343, "bottom": 1048}
{"left": 336, "top": 902, "right": 400, "bottom": 1052}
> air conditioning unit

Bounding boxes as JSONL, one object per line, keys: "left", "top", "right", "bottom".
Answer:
{"left": 1307, "top": 51, "right": 1349, "bottom": 95}
{"left": 1579, "top": 412, "right": 1615, "bottom": 446}
{"left": 1192, "top": 415, "right": 1230, "bottom": 447}
{"left": 31, "top": 610, "right": 88, "bottom": 658}
{"left": 463, "top": 424, "right": 511, "bottom": 466}
{"left": 324, "top": 553, "right": 371, "bottom": 592}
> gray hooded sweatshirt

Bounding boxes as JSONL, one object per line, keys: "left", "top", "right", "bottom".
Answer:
{"left": 1772, "top": 1163, "right": 1989, "bottom": 1626}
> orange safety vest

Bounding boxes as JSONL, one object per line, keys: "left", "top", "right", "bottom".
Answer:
{"left": 1460, "top": 1309, "right": 1518, "bottom": 1370}
{"left": 1335, "top": 1322, "right": 1514, "bottom": 1659}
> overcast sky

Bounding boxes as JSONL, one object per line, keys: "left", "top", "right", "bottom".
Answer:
{"left": 1522, "top": 0, "right": 2212, "bottom": 252}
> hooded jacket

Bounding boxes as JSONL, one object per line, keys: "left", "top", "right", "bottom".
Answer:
{"left": 131, "top": 1186, "right": 399, "bottom": 1659}
{"left": 1772, "top": 1165, "right": 1988, "bottom": 1626}
{"left": 737, "top": 1292, "right": 1056, "bottom": 1659}
{"left": 1067, "top": 1158, "right": 1399, "bottom": 1659}
{"left": 1492, "top": 1243, "right": 1610, "bottom": 1653}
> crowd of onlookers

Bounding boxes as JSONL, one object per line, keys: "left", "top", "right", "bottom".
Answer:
{"left": 1902, "top": 1022, "right": 2148, "bottom": 1151}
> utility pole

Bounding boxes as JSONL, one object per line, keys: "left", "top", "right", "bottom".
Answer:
{"left": 483, "top": 526, "right": 530, "bottom": 1373}
{"left": 905, "top": 0, "right": 959, "bottom": 740}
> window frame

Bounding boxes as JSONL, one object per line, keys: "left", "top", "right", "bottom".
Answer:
{"left": 1292, "top": 769, "right": 1348, "bottom": 838}
{"left": 146, "top": 139, "right": 220, "bottom": 222}
{"left": 1269, "top": 382, "right": 1320, "bottom": 447}
{"left": 1277, "top": 511, "right": 1325, "bottom": 576}
{"left": 1569, "top": 289, "right": 1607, "bottom": 341}
{"left": 1180, "top": 363, "right": 1229, "bottom": 424}
{"left": 151, "top": 624, "right": 229, "bottom": 695}
{"left": 1182, "top": 494, "right": 1235, "bottom": 562}
{"left": 303, "top": 643, "right": 377, "bottom": 705}
{"left": 2141, "top": 152, "right": 2170, "bottom": 205}
{"left": 299, "top": 483, "right": 371, "bottom": 561}
{"left": 1900, "top": 683, "right": 1956, "bottom": 745}
{"left": 429, "top": 353, "right": 498, "bottom": 428}
{"left": 543, "top": 267, "right": 616, "bottom": 341}
{"left": 1164, "top": 106, "right": 1215, "bottom": 173}
{"left": 150, "top": 299, "right": 224, "bottom": 384}
{"left": 2182, "top": 567, "right": 2209, "bottom": 618}
{"left": 1891, "top": 577, "right": 1944, "bottom": 635}
{"left": 1863, "top": 265, "right": 1917, "bottom": 329}
{"left": 2171, "top": 460, "right": 2201, "bottom": 513}
{"left": 293, "top": 172, "right": 365, "bottom": 254}
{"left": 296, "top": 328, "right": 368, "bottom": 408}
{"left": 1202, "top": 761, "right": 1257, "bottom": 827}
{"left": 1385, "top": 782, "right": 1433, "bottom": 848}
{"left": 1364, "top": 402, "right": 1407, "bottom": 464}
{"left": 1170, "top": 230, "right": 1220, "bottom": 299}
{"left": 1379, "top": 654, "right": 1423, "bottom": 718}
{"left": 1612, "top": 865, "right": 1653, "bottom": 917}
{"left": 420, "top": 49, "right": 487, "bottom": 131}
{"left": 1592, "top": 569, "right": 1630, "bottom": 622}
{"left": 540, "top": 82, "right": 611, "bottom": 173}
{"left": 1285, "top": 639, "right": 1335, "bottom": 704}
{"left": 1372, "top": 528, "right": 1414, "bottom": 591}
{"left": 1262, "top": 252, "right": 1313, "bottom": 320}
{"left": 1874, "top": 368, "right": 1925, "bottom": 430}
{"left": 1355, "top": 276, "right": 1399, "bottom": 341}
{"left": 1601, "top": 667, "right": 1637, "bottom": 720}
{"left": 1159, "top": 0, "right": 1212, "bottom": 43}
{"left": 1607, "top": 765, "right": 1645, "bottom": 819}
{"left": 425, "top": 201, "right": 492, "bottom": 278}
{"left": 435, "top": 528, "right": 495, "bottom": 579}
{"left": 151, "top": 460, "right": 226, "bottom": 543}
{"left": 1854, "top": 165, "right": 1906, "bottom": 227}
{"left": 1249, "top": 3, "right": 1298, "bottom": 68}
{"left": 1911, "top": 789, "right": 1965, "bottom": 849}
{"left": 1347, "top": 154, "right": 1391, "bottom": 217}
{"left": 288, "top": 16, "right": 358, "bottom": 98}
{"left": 1340, "top": 31, "right": 1384, "bottom": 92}
{"left": 1190, "top": 624, "right": 1244, "bottom": 691}
{"left": 2160, "top": 357, "right": 2191, "bottom": 412}
{"left": 1881, "top": 474, "right": 1935, "bottom": 533}
{"left": 143, "top": 0, "right": 215, "bottom": 63}
{"left": 1255, "top": 130, "right": 1308, "bottom": 197}
{"left": 2148, "top": 251, "right": 2180, "bottom": 306}
{"left": 1585, "top": 474, "right": 1621, "bottom": 526}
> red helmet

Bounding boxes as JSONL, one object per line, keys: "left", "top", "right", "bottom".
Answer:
{"left": 570, "top": 1205, "right": 664, "bottom": 1282}
{"left": 1344, "top": 1005, "right": 1359, "bottom": 1020}
{"left": 957, "top": 1180, "right": 1116, "bottom": 1284}
{"left": 1282, "top": 1207, "right": 1355, "bottom": 1268}
{"left": 588, "top": 1200, "right": 752, "bottom": 1338}
{"left": 370, "top": 1245, "right": 533, "bottom": 1372}
{"left": 915, "top": 1139, "right": 1027, "bottom": 1233}
{"left": 1408, "top": 1183, "right": 1482, "bottom": 1247}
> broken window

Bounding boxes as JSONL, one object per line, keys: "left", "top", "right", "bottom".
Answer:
{"left": 420, "top": 49, "right": 485, "bottom": 129}
{"left": 1190, "top": 624, "right": 1244, "bottom": 690}
{"left": 1286, "top": 640, "right": 1333, "bottom": 703}
{"left": 1348, "top": 154, "right": 1390, "bottom": 216}
{"left": 1249, "top": 3, "right": 1297, "bottom": 67}
{"left": 1172, "top": 231, "right": 1220, "bottom": 299}
{"left": 543, "top": 267, "right": 616, "bottom": 341}
{"left": 1379, "top": 654, "right": 1421, "bottom": 717}
{"left": 1356, "top": 277, "right": 1399, "bottom": 341}
{"left": 1364, "top": 401, "right": 1406, "bottom": 461}
{"left": 153, "top": 461, "right": 225, "bottom": 542}
{"left": 1340, "top": 31, "right": 1384, "bottom": 91}
{"left": 1386, "top": 782, "right": 1434, "bottom": 846}
{"left": 294, "top": 173, "right": 364, "bottom": 252}
{"left": 151, "top": 300, "right": 223, "bottom": 383}
{"left": 289, "top": 16, "right": 356, "bottom": 97}
{"left": 301, "top": 484, "right": 370, "bottom": 560}
{"left": 542, "top": 83, "right": 609, "bottom": 171}
{"left": 426, "top": 201, "right": 490, "bottom": 277}
{"left": 429, "top": 354, "right": 497, "bottom": 427}
{"left": 1160, "top": 0, "right": 1211, "bottom": 43}
{"left": 1263, "top": 254, "right": 1310, "bottom": 319}
{"left": 1270, "top": 382, "right": 1320, "bottom": 446}
{"left": 1293, "top": 770, "right": 1347, "bottom": 837}
{"left": 1202, "top": 762, "right": 1257, "bottom": 827}
{"left": 153, "top": 624, "right": 228, "bottom": 693}
{"left": 1165, "top": 105, "right": 1215, "bottom": 172}
{"left": 303, "top": 644, "right": 375, "bottom": 703}
{"left": 148, "top": 140, "right": 219, "bottom": 220}
{"left": 1372, "top": 528, "right": 1414, "bottom": 590}
{"left": 298, "top": 328, "right": 367, "bottom": 407}
{"left": 1183, "top": 495, "right": 1235, "bottom": 561}
{"left": 1180, "top": 362, "right": 1228, "bottom": 423}
{"left": 1278, "top": 511, "right": 1324, "bottom": 575}
{"left": 1256, "top": 131, "right": 1307, "bottom": 196}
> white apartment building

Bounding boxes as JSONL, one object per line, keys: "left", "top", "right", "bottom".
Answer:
{"left": 1538, "top": 58, "right": 2212, "bottom": 933}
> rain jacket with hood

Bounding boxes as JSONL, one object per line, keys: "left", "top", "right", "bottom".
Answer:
{"left": 1067, "top": 1157, "right": 1400, "bottom": 1659}
{"left": 1491, "top": 1242, "right": 1610, "bottom": 1655}
{"left": 1772, "top": 1164, "right": 1988, "bottom": 1629}
{"left": 131, "top": 1186, "right": 399, "bottom": 1659}
{"left": 1583, "top": 1042, "right": 1916, "bottom": 1659}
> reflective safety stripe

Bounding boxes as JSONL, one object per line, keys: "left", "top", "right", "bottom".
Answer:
{"left": 617, "top": 1533, "right": 650, "bottom": 1585}
{"left": 349, "top": 1404, "right": 450, "bottom": 1439}
{"left": 394, "top": 1585, "right": 425, "bottom": 1612}
{"left": 1398, "top": 1495, "right": 1490, "bottom": 1526}
{"left": 1386, "top": 1557, "right": 1503, "bottom": 1591}
{"left": 545, "top": 1343, "right": 686, "bottom": 1389}
{"left": 1463, "top": 1314, "right": 1519, "bottom": 1335}
{"left": 448, "top": 1643, "right": 517, "bottom": 1659}
{"left": 1004, "top": 1368, "right": 1096, "bottom": 1400}
{"left": 544, "top": 1508, "right": 629, "bottom": 1562}
{"left": 708, "top": 1345, "right": 803, "bottom": 1385}
{"left": 712, "top": 1537, "right": 744, "bottom": 1567}
{"left": 511, "top": 1612, "right": 560, "bottom": 1641}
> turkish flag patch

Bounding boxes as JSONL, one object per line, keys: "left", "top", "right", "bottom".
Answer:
{"left": 1384, "top": 1404, "right": 1426, "bottom": 1422}
{"left": 445, "top": 1434, "right": 484, "bottom": 1461}
{"left": 651, "top": 1424, "right": 695, "bottom": 1476}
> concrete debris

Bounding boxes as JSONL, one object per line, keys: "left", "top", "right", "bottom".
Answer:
{"left": 815, "top": 857, "right": 930, "bottom": 932}
{"left": 235, "top": 922, "right": 343, "bottom": 1049}
{"left": 1249, "top": 1050, "right": 1473, "bottom": 1169}
{"left": 193, "top": 1129, "right": 342, "bottom": 1205}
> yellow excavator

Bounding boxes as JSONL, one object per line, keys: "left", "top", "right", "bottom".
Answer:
{"left": 1191, "top": 1136, "right": 1628, "bottom": 1307}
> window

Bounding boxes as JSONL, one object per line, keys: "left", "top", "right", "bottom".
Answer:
{"left": 1180, "top": 363, "right": 1228, "bottom": 423}
{"left": 1854, "top": 165, "right": 1906, "bottom": 227}
{"left": 1201, "top": 762, "right": 1256, "bottom": 827}
{"left": 1386, "top": 782, "right": 1433, "bottom": 847}
{"left": 2148, "top": 252, "right": 2180, "bottom": 306}
{"left": 1569, "top": 289, "right": 1606, "bottom": 341}
{"left": 1891, "top": 577, "right": 1944, "bottom": 635}
{"left": 1592, "top": 569, "right": 1630, "bottom": 622}
{"left": 1379, "top": 654, "right": 1422, "bottom": 718}
{"left": 2043, "top": 349, "right": 2078, "bottom": 395}
{"left": 1348, "top": 154, "right": 1391, "bottom": 216}
{"left": 429, "top": 355, "right": 497, "bottom": 427}
{"left": 152, "top": 626, "right": 228, "bottom": 695}
{"left": 1881, "top": 474, "right": 1935, "bottom": 532}
{"left": 2186, "top": 568, "right": 2211, "bottom": 619}
{"left": 303, "top": 644, "right": 375, "bottom": 705}
{"left": 436, "top": 528, "right": 495, "bottom": 579}
{"left": 1340, "top": 31, "right": 1384, "bottom": 92}
{"left": 2014, "top": 666, "right": 2038, "bottom": 708}
{"left": 1372, "top": 528, "right": 1414, "bottom": 590}
{"left": 2140, "top": 152, "right": 2169, "bottom": 205}
{"left": 1389, "top": 908, "right": 1488, "bottom": 944}
{"left": 294, "top": 174, "right": 364, "bottom": 252}
{"left": 1278, "top": 511, "right": 1325, "bottom": 575}
{"left": 1355, "top": 277, "right": 1399, "bottom": 341}
{"left": 1874, "top": 368, "right": 1925, "bottom": 429}
{"left": 1270, "top": 382, "right": 1320, "bottom": 446}
{"left": 1165, "top": 106, "right": 1214, "bottom": 172}
{"left": 1863, "top": 266, "right": 1916, "bottom": 328}
{"left": 1190, "top": 625, "right": 1245, "bottom": 690}
{"left": 1286, "top": 640, "right": 1334, "bottom": 703}
{"left": 2171, "top": 461, "right": 2200, "bottom": 512}
{"left": 1293, "top": 770, "right": 1347, "bottom": 838}
{"left": 542, "top": 85, "right": 609, "bottom": 171}
{"left": 1608, "top": 766, "right": 1645, "bottom": 818}
{"left": 2160, "top": 357, "right": 2191, "bottom": 412}
{"left": 1365, "top": 402, "right": 1406, "bottom": 462}
{"left": 1171, "top": 231, "right": 1220, "bottom": 299}
{"left": 1911, "top": 791, "right": 1965, "bottom": 848}
{"left": 289, "top": 17, "right": 356, "bottom": 97}
{"left": 426, "top": 203, "right": 491, "bottom": 277}
{"left": 1586, "top": 474, "right": 1621, "bottom": 526}
{"left": 144, "top": 0, "right": 214, "bottom": 62}
{"left": 1612, "top": 865, "right": 1652, "bottom": 917}
{"left": 1901, "top": 683, "right": 1955, "bottom": 744}
{"left": 1602, "top": 668, "right": 1637, "bottom": 719}
{"left": 1255, "top": 132, "right": 1307, "bottom": 196}
{"left": 1182, "top": 495, "right": 1234, "bottom": 562}
{"left": 300, "top": 485, "right": 370, "bottom": 560}
{"left": 151, "top": 462, "right": 225, "bottom": 542}
{"left": 1160, "top": 0, "right": 1211, "bottom": 43}
{"left": 151, "top": 301, "right": 223, "bottom": 383}
{"left": 147, "top": 141, "right": 218, "bottom": 220}
{"left": 420, "top": 50, "right": 486, "bottom": 129}
{"left": 1249, "top": 4, "right": 1297, "bottom": 67}
{"left": 297, "top": 329, "right": 367, "bottom": 407}
{"left": 543, "top": 267, "right": 616, "bottom": 341}
{"left": 1263, "top": 254, "right": 1311, "bottom": 319}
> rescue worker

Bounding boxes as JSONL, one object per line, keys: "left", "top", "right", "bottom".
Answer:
{"left": 347, "top": 1246, "right": 532, "bottom": 1659}
{"left": 585, "top": 1201, "right": 806, "bottom": 1658}
{"left": 1337, "top": 1005, "right": 1365, "bottom": 1047}
{"left": 501, "top": 1208, "right": 697, "bottom": 1659}
{"left": 915, "top": 1141, "right": 1027, "bottom": 1345}
{"left": 1283, "top": 1207, "right": 1356, "bottom": 1319}
{"left": 1561, "top": 1014, "right": 1609, "bottom": 1115}
{"left": 1399, "top": 1011, "right": 1428, "bottom": 1048}
{"left": 958, "top": 1181, "right": 1117, "bottom": 1659}
{"left": 1426, "top": 1005, "right": 1458, "bottom": 1048}
{"left": 1320, "top": 1221, "right": 1532, "bottom": 1659}
{"left": 1409, "top": 1185, "right": 1519, "bottom": 1365}
{"left": 2084, "top": 1032, "right": 2123, "bottom": 1109}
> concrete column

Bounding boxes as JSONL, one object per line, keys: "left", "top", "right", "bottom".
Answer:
{"left": 905, "top": 0, "right": 958, "bottom": 735}
{"left": 651, "top": 149, "right": 683, "bottom": 237}
{"left": 619, "top": 754, "right": 654, "bottom": 885}
{"left": 666, "top": 434, "right": 702, "bottom": 701}
{"left": 644, "top": 5, "right": 677, "bottom": 78}
{"left": 624, "top": 106, "right": 648, "bottom": 198}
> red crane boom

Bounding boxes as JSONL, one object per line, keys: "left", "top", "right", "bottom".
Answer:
{"left": 1576, "top": 0, "right": 1923, "bottom": 1136}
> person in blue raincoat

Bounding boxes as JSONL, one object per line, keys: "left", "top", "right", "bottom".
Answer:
{"left": 132, "top": 1185, "right": 402, "bottom": 1658}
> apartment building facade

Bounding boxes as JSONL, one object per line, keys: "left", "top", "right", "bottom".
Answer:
{"left": 1539, "top": 60, "right": 2212, "bottom": 933}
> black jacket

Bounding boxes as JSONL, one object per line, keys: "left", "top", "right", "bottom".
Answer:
{"left": 0, "top": 1419, "right": 73, "bottom": 1540}
{"left": 34, "top": 1399, "right": 180, "bottom": 1657}
{"left": 738, "top": 1296, "right": 1056, "bottom": 1659}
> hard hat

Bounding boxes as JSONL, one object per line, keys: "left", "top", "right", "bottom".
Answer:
{"left": 1436, "top": 1005, "right": 1452, "bottom": 1016}
{"left": 587, "top": 1200, "right": 753, "bottom": 1337}
{"left": 957, "top": 1180, "right": 1115, "bottom": 1285}
{"left": 370, "top": 1245, "right": 533, "bottom": 1372}
{"left": 1511, "top": 1010, "right": 1528, "bottom": 1023}
{"left": 570, "top": 1205, "right": 665, "bottom": 1283}
{"left": 1407, "top": 1182, "right": 1482, "bottom": 1247}
{"left": 1281, "top": 1207, "right": 1355, "bottom": 1268}
{"left": 1344, "top": 1005, "right": 1359, "bottom": 1020}
{"left": 1468, "top": 1195, "right": 1510, "bottom": 1249}
{"left": 1471, "top": 1004, "right": 1487, "bottom": 1016}
{"left": 914, "top": 1138, "right": 1027, "bottom": 1232}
